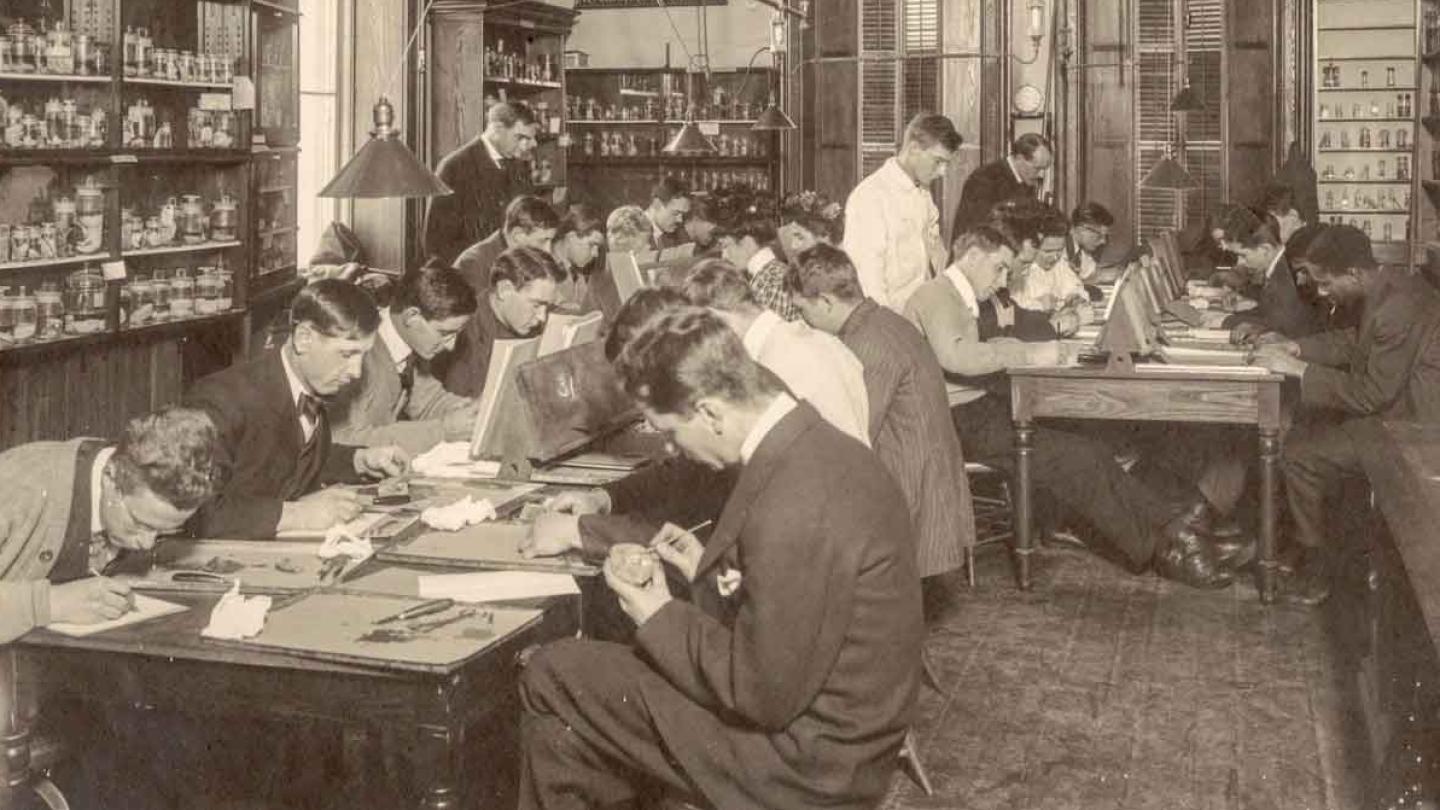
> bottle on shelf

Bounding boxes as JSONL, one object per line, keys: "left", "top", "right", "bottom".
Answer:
{"left": 0, "top": 287, "right": 13, "bottom": 343}
{"left": 35, "top": 281, "right": 64, "bottom": 340}
{"left": 12, "top": 286, "right": 37, "bottom": 342}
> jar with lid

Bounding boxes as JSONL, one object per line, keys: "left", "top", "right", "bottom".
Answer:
{"left": 0, "top": 287, "right": 13, "bottom": 344}
{"left": 65, "top": 267, "right": 105, "bottom": 334}
{"left": 53, "top": 195, "right": 77, "bottom": 257}
{"left": 213, "top": 110, "right": 235, "bottom": 148}
{"left": 136, "top": 28, "right": 152, "bottom": 77}
{"left": 127, "top": 275, "right": 155, "bottom": 325}
{"left": 210, "top": 193, "right": 237, "bottom": 241}
{"left": 195, "top": 267, "right": 220, "bottom": 314}
{"left": 0, "top": 34, "right": 13, "bottom": 74}
{"left": 214, "top": 267, "right": 233, "bottom": 310}
{"left": 75, "top": 178, "right": 104, "bottom": 254}
{"left": 9, "top": 22, "right": 35, "bottom": 74}
{"left": 151, "top": 269, "right": 172, "bottom": 320}
{"left": 35, "top": 281, "right": 64, "bottom": 340}
{"left": 12, "top": 286, "right": 37, "bottom": 342}
{"left": 169, "top": 268, "right": 196, "bottom": 318}
{"left": 179, "top": 194, "right": 207, "bottom": 244}
{"left": 45, "top": 21, "right": 74, "bottom": 75}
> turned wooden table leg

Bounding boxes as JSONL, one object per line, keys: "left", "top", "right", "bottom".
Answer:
{"left": 1014, "top": 421, "right": 1036, "bottom": 591}
{"left": 416, "top": 720, "right": 462, "bottom": 810}
{"left": 1, "top": 648, "right": 31, "bottom": 798}
{"left": 1258, "top": 427, "right": 1281, "bottom": 604}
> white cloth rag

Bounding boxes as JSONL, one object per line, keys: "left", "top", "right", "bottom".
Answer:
{"left": 421, "top": 496, "right": 498, "bottom": 531}
{"left": 201, "top": 580, "right": 272, "bottom": 640}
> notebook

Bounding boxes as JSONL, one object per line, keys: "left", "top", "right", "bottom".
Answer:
{"left": 537, "top": 311, "right": 605, "bottom": 357}
{"left": 469, "top": 337, "right": 541, "bottom": 459}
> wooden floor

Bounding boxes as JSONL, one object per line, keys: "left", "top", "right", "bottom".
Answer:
{"left": 888, "top": 545, "right": 1365, "bottom": 810}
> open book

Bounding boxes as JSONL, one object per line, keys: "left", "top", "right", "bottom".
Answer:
{"left": 537, "top": 311, "right": 605, "bottom": 357}
{"left": 469, "top": 336, "right": 541, "bottom": 459}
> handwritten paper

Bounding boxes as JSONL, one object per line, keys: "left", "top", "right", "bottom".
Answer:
{"left": 47, "top": 593, "right": 188, "bottom": 637}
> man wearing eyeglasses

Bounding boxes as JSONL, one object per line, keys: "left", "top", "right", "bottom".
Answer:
{"left": 330, "top": 265, "right": 479, "bottom": 455}
{"left": 1066, "top": 202, "right": 1116, "bottom": 289}
{"left": 1005, "top": 203, "right": 1092, "bottom": 337}
{"left": 0, "top": 407, "right": 223, "bottom": 641}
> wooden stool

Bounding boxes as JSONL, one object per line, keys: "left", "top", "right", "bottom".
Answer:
{"left": 965, "top": 461, "right": 1015, "bottom": 587}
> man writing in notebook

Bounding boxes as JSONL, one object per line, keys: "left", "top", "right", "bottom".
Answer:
{"left": 330, "top": 265, "right": 478, "bottom": 455}
{"left": 0, "top": 406, "right": 223, "bottom": 641}
{"left": 516, "top": 307, "right": 921, "bottom": 810}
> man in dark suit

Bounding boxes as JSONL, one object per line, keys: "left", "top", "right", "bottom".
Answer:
{"left": 787, "top": 243, "right": 974, "bottom": 581}
{"left": 950, "top": 132, "right": 1051, "bottom": 240}
{"left": 184, "top": 280, "right": 409, "bottom": 539}
{"left": 435, "top": 245, "right": 565, "bottom": 398}
{"left": 422, "top": 101, "right": 538, "bottom": 266}
{"left": 643, "top": 175, "right": 692, "bottom": 251}
{"left": 450, "top": 195, "right": 560, "bottom": 296}
{"left": 1255, "top": 225, "right": 1440, "bottom": 604}
{"left": 1224, "top": 218, "right": 1324, "bottom": 343}
{"left": 516, "top": 307, "right": 922, "bottom": 810}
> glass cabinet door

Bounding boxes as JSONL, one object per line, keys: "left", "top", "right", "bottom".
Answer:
{"left": 253, "top": 4, "right": 298, "bottom": 147}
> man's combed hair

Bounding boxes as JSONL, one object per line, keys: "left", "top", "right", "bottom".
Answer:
{"left": 504, "top": 195, "right": 561, "bottom": 235}
{"left": 391, "top": 264, "right": 477, "bottom": 320}
{"left": 606, "top": 205, "right": 652, "bottom": 251}
{"left": 486, "top": 101, "right": 536, "bottom": 128}
{"left": 556, "top": 202, "right": 605, "bottom": 242}
{"left": 290, "top": 279, "right": 380, "bottom": 338}
{"left": 787, "top": 243, "right": 865, "bottom": 302}
{"left": 614, "top": 306, "right": 782, "bottom": 416}
{"left": 680, "top": 258, "right": 757, "bottom": 311}
{"left": 604, "top": 287, "right": 689, "bottom": 362}
{"left": 112, "top": 406, "right": 225, "bottom": 510}
{"left": 1070, "top": 202, "right": 1115, "bottom": 229}
{"left": 903, "top": 112, "right": 963, "bottom": 152}
{"left": 986, "top": 197, "right": 1053, "bottom": 249}
{"left": 1284, "top": 223, "right": 1329, "bottom": 261}
{"left": 491, "top": 245, "right": 567, "bottom": 289}
{"left": 1011, "top": 133, "right": 1051, "bottom": 159}
{"left": 652, "top": 175, "right": 691, "bottom": 203}
{"left": 1299, "top": 224, "right": 1376, "bottom": 275}
{"left": 951, "top": 225, "right": 1016, "bottom": 260}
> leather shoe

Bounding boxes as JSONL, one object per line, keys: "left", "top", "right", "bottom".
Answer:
{"left": 1208, "top": 533, "right": 1257, "bottom": 572}
{"left": 1280, "top": 552, "right": 1330, "bottom": 607}
{"left": 1153, "top": 517, "right": 1234, "bottom": 589}
{"left": 1175, "top": 497, "right": 1243, "bottom": 539}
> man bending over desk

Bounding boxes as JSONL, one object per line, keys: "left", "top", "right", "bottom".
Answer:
{"left": 905, "top": 226, "right": 1241, "bottom": 589}
{"left": 1223, "top": 214, "right": 1323, "bottom": 344}
{"left": 0, "top": 407, "right": 222, "bottom": 641}
{"left": 1254, "top": 225, "right": 1440, "bottom": 605}
{"left": 184, "top": 279, "right": 409, "bottom": 539}
{"left": 518, "top": 307, "right": 922, "bottom": 810}
{"left": 330, "top": 264, "right": 478, "bottom": 455}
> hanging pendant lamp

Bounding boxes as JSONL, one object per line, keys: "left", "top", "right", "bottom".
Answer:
{"left": 663, "top": 70, "right": 717, "bottom": 156}
{"left": 753, "top": 97, "right": 797, "bottom": 131}
{"left": 320, "top": 97, "right": 452, "bottom": 198}
{"left": 1140, "top": 146, "right": 1199, "bottom": 190}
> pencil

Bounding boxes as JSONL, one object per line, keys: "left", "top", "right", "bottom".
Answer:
{"left": 651, "top": 519, "right": 713, "bottom": 550}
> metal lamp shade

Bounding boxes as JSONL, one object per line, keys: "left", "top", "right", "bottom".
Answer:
{"left": 1170, "top": 84, "right": 1204, "bottom": 113}
{"left": 1140, "top": 154, "right": 1198, "bottom": 190}
{"left": 753, "top": 101, "right": 797, "bottom": 131}
{"left": 662, "top": 120, "right": 718, "bottom": 155}
{"left": 319, "top": 98, "right": 452, "bottom": 199}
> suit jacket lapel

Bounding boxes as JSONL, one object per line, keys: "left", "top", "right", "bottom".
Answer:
{"left": 260, "top": 351, "right": 307, "bottom": 453}
{"left": 694, "top": 404, "right": 820, "bottom": 577}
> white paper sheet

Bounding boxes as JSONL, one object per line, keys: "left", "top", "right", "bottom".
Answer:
{"left": 47, "top": 593, "right": 188, "bottom": 637}
{"left": 418, "top": 571, "right": 581, "bottom": 603}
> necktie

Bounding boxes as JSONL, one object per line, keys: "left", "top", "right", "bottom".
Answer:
{"left": 397, "top": 359, "right": 416, "bottom": 416}
{"left": 298, "top": 392, "right": 325, "bottom": 445}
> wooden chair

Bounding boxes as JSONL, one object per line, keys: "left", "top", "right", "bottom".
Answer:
{"left": 965, "top": 461, "right": 1015, "bottom": 587}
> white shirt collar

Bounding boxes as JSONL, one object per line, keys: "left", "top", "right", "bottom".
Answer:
{"left": 741, "top": 309, "right": 784, "bottom": 360}
{"left": 1007, "top": 155, "right": 1026, "bottom": 184}
{"left": 480, "top": 133, "right": 505, "bottom": 168}
{"left": 377, "top": 310, "right": 413, "bottom": 370}
{"left": 879, "top": 157, "right": 925, "bottom": 192}
{"left": 746, "top": 246, "right": 776, "bottom": 278}
{"left": 740, "top": 392, "right": 797, "bottom": 464}
{"left": 90, "top": 446, "right": 115, "bottom": 536}
{"left": 943, "top": 264, "right": 981, "bottom": 318}
{"left": 280, "top": 345, "right": 314, "bottom": 409}
{"left": 1264, "top": 249, "right": 1284, "bottom": 281}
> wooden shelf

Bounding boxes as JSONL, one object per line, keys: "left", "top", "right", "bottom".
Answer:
{"left": 568, "top": 155, "right": 772, "bottom": 166}
{"left": 1318, "top": 87, "right": 1418, "bottom": 92}
{"left": 1324, "top": 55, "right": 1417, "bottom": 61}
{"left": 0, "top": 71, "right": 111, "bottom": 84}
{"left": 252, "top": 0, "right": 300, "bottom": 15}
{"left": 0, "top": 253, "right": 110, "bottom": 272}
{"left": 257, "top": 185, "right": 294, "bottom": 194}
{"left": 1318, "top": 148, "right": 1414, "bottom": 154}
{"left": 124, "top": 77, "right": 234, "bottom": 90}
{"left": 485, "top": 76, "right": 562, "bottom": 89}
{"left": 570, "top": 119, "right": 664, "bottom": 125}
{"left": 122, "top": 241, "right": 243, "bottom": 258}
{"left": 1319, "top": 117, "right": 1413, "bottom": 123}
{"left": 1319, "top": 25, "right": 1416, "bottom": 32}
{"left": 0, "top": 310, "right": 243, "bottom": 361}
{"left": 1318, "top": 178, "right": 1412, "bottom": 184}
{"left": 258, "top": 227, "right": 297, "bottom": 238}
{"left": 1318, "top": 209, "right": 1410, "bottom": 215}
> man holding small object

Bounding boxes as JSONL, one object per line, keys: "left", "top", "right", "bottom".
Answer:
{"left": 516, "top": 307, "right": 922, "bottom": 810}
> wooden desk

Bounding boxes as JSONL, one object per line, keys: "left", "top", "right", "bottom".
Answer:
{"left": 1008, "top": 366, "right": 1287, "bottom": 602}
{"left": 0, "top": 588, "right": 578, "bottom": 809}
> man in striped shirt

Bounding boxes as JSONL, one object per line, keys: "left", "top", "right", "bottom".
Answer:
{"left": 787, "top": 243, "right": 975, "bottom": 582}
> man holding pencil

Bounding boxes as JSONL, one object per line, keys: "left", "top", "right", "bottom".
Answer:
{"left": 0, "top": 406, "right": 224, "bottom": 642}
{"left": 516, "top": 307, "right": 922, "bottom": 810}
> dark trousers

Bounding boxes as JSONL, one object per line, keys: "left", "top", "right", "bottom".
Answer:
{"left": 519, "top": 640, "right": 730, "bottom": 810}
{"left": 952, "top": 394, "right": 1171, "bottom": 569}
{"left": 1282, "top": 416, "right": 1369, "bottom": 549}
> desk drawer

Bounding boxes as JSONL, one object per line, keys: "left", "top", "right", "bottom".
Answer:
{"left": 1014, "top": 377, "right": 1267, "bottom": 425}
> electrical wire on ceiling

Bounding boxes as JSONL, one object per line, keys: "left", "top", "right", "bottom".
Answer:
{"left": 654, "top": 0, "right": 698, "bottom": 69}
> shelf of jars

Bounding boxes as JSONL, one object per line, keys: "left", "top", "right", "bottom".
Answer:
{"left": 122, "top": 240, "right": 241, "bottom": 257}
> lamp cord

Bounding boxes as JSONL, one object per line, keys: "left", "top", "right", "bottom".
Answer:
{"left": 379, "top": 0, "right": 439, "bottom": 102}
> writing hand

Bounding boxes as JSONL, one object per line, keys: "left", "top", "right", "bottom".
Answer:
{"left": 49, "top": 577, "right": 134, "bottom": 625}
{"left": 649, "top": 522, "right": 704, "bottom": 582}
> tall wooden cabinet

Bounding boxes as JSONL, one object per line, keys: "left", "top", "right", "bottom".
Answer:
{"left": 0, "top": 0, "right": 298, "bottom": 449}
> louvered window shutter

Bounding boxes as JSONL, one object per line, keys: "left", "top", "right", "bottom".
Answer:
{"left": 858, "top": 0, "right": 941, "bottom": 179}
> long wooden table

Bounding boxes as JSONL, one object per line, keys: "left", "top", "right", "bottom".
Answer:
{"left": 1008, "top": 365, "right": 1287, "bottom": 602}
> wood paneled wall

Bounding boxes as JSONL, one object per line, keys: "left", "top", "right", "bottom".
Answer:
{"left": 1226, "top": 1, "right": 1277, "bottom": 209}
{"left": 803, "top": 0, "right": 859, "bottom": 200}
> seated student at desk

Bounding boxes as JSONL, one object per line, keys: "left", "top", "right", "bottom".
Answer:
{"left": 1065, "top": 201, "right": 1118, "bottom": 291}
{"left": 517, "top": 307, "right": 922, "bottom": 810}
{"left": 787, "top": 243, "right": 975, "bottom": 583}
{"left": 1253, "top": 225, "right": 1440, "bottom": 605}
{"left": 0, "top": 407, "right": 223, "bottom": 640}
{"left": 1222, "top": 215, "right": 1324, "bottom": 344}
{"left": 715, "top": 192, "right": 798, "bottom": 321}
{"left": 682, "top": 258, "right": 872, "bottom": 446}
{"left": 185, "top": 279, "right": 409, "bottom": 539}
{"left": 549, "top": 202, "right": 606, "bottom": 311}
{"left": 1004, "top": 202, "right": 1089, "bottom": 337}
{"left": 904, "top": 226, "right": 1237, "bottom": 589}
{"left": 329, "top": 265, "right": 478, "bottom": 455}
{"left": 645, "top": 175, "right": 693, "bottom": 251}
{"left": 450, "top": 194, "right": 559, "bottom": 296}
{"left": 435, "top": 245, "right": 566, "bottom": 397}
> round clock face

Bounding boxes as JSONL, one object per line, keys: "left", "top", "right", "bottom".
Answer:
{"left": 1014, "top": 84, "right": 1045, "bottom": 115}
